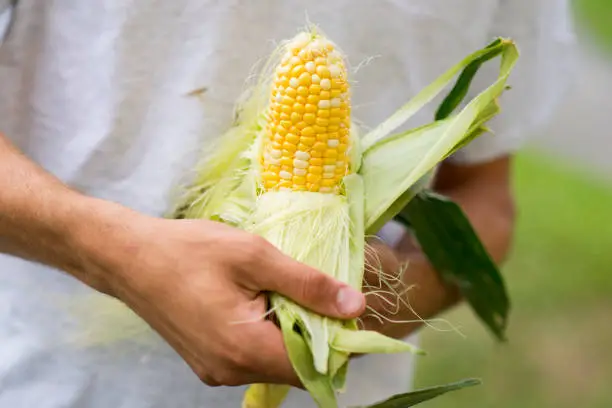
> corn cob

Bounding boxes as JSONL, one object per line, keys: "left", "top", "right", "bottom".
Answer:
{"left": 260, "top": 32, "right": 350, "bottom": 194}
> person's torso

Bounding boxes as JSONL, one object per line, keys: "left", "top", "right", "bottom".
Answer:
{"left": 0, "top": 1, "right": 501, "bottom": 407}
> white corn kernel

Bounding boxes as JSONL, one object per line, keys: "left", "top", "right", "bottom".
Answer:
{"left": 294, "top": 168, "right": 307, "bottom": 176}
{"left": 329, "top": 64, "right": 342, "bottom": 78}
{"left": 320, "top": 78, "right": 331, "bottom": 90}
{"left": 279, "top": 170, "right": 292, "bottom": 180}
{"left": 323, "top": 165, "right": 336, "bottom": 172}
{"left": 293, "top": 159, "right": 309, "bottom": 169}
{"left": 295, "top": 151, "right": 311, "bottom": 161}
{"left": 305, "top": 61, "right": 316, "bottom": 73}
{"left": 327, "top": 139, "right": 339, "bottom": 148}
{"left": 318, "top": 100, "right": 330, "bottom": 109}
{"left": 330, "top": 98, "right": 341, "bottom": 108}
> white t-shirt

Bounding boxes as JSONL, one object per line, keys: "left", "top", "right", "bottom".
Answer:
{"left": 0, "top": 1, "right": 576, "bottom": 407}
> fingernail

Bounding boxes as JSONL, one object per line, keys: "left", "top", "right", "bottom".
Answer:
{"left": 336, "top": 287, "right": 365, "bottom": 315}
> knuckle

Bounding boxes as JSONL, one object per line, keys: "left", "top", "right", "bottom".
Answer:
{"left": 196, "top": 370, "right": 221, "bottom": 387}
{"left": 237, "top": 234, "right": 269, "bottom": 264}
{"left": 214, "top": 369, "right": 243, "bottom": 387}
{"left": 197, "top": 368, "right": 243, "bottom": 387}
{"left": 297, "top": 271, "right": 327, "bottom": 302}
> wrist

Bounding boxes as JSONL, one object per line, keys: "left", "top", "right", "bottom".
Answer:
{"left": 62, "top": 194, "right": 148, "bottom": 295}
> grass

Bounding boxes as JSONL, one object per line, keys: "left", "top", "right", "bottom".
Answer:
{"left": 414, "top": 149, "right": 612, "bottom": 408}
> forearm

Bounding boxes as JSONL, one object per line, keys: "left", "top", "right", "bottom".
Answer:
{"left": 0, "top": 133, "right": 128, "bottom": 291}
{"left": 367, "top": 157, "right": 515, "bottom": 337}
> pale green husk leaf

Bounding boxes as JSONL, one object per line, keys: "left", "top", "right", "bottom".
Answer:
{"left": 362, "top": 39, "right": 518, "bottom": 231}
{"left": 332, "top": 328, "right": 425, "bottom": 356}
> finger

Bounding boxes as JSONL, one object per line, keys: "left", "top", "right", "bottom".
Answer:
{"left": 243, "top": 320, "right": 303, "bottom": 388}
{"left": 252, "top": 251, "right": 365, "bottom": 320}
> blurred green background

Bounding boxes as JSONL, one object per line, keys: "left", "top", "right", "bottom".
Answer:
{"left": 416, "top": 2, "right": 612, "bottom": 407}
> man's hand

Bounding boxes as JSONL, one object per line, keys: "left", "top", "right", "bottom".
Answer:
{"left": 74, "top": 207, "right": 367, "bottom": 388}
{"left": 0, "top": 133, "right": 366, "bottom": 389}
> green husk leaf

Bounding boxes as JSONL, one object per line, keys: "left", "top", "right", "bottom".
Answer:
{"left": 359, "top": 38, "right": 509, "bottom": 151}
{"left": 361, "top": 121, "right": 447, "bottom": 235}
{"left": 397, "top": 191, "right": 510, "bottom": 341}
{"left": 242, "top": 384, "right": 291, "bottom": 408}
{"left": 344, "top": 174, "right": 366, "bottom": 290}
{"left": 434, "top": 39, "right": 504, "bottom": 121}
{"left": 350, "top": 378, "right": 481, "bottom": 408}
{"left": 331, "top": 329, "right": 425, "bottom": 356}
{"left": 275, "top": 301, "right": 337, "bottom": 408}
{"left": 362, "top": 39, "right": 518, "bottom": 232}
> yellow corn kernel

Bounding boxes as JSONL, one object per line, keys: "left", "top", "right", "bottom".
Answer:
{"left": 306, "top": 172, "right": 322, "bottom": 183}
{"left": 301, "top": 126, "right": 315, "bottom": 137}
{"left": 285, "top": 133, "right": 299, "bottom": 144}
{"left": 312, "top": 142, "right": 327, "bottom": 151}
{"left": 298, "top": 72, "right": 311, "bottom": 86}
{"left": 283, "top": 142, "right": 297, "bottom": 153}
{"left": 301, "top": 136, "right": 316, "bottom": 146}
{"left": 293, "top": 176, "right": 306, "bottom": 185}
{"left": 310, "top": 85, "right": 321, "bottom": 95}
{"left": 293, "top": 103, "right": 305, "bottom": 114}
{"left": 307, "top": 183, "right": 319, "bottom": 192}
{"left": 285, "top": 87, "right": 297, "bottom": 98}
{"left": 262, "top": 171, "right": 279, "bottom": 181}
{"left": 307, "top": 95, "right": 319, "bottom": 104}
{"left": 316, "top": 118, "right": 329, "bottom": 127}
{"left": 310, "top": 158, "right": 323, "bottom": 166}
{"left": 321, "top": 179, "right": 336, "bottom": 187}
{"left": 303, "top": 114, "right": 316, "bottom": 124}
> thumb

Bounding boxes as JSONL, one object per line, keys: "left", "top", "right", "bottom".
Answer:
{"left": 253, "top": 249, "right": 365, "bottom": 320}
